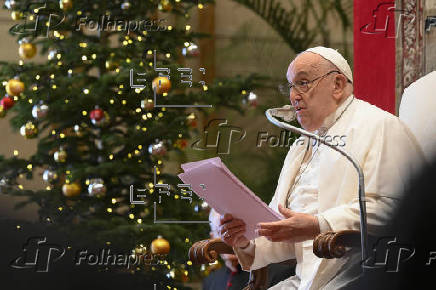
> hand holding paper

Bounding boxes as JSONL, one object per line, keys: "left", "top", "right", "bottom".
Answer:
{"left": 217, "top": 213, "right": 250, "bottom": 248}
{"left": 178, "top": 157, "right": 283, "bottom": 241}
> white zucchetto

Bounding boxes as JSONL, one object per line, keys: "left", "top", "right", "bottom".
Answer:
{"left": 305, "top": 46, "right": 353, "bottom": 83}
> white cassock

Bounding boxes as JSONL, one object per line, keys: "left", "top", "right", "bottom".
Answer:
{"left": 233, "top": 95, "right": 425, "bottom": 289}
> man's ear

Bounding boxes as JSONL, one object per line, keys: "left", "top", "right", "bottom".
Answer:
{"left": 332, "top": 74, "right": 348, "bottom": 100}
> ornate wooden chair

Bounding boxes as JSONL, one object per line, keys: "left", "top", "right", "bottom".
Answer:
{"left": 189, "top": 230, "right": 361, "bottom": 290}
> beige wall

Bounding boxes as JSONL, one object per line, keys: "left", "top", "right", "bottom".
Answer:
{"left": 0, "top": 9, "right": 43, "bottom": 221}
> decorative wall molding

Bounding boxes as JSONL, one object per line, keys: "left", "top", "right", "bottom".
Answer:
{"left": 396, "top": 0, "right": 425, "bottom": 113}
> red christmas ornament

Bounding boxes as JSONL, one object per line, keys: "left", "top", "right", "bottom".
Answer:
{"left": 175, "top": 139, "right": 187, "bottom": 150}
{"left": 0, "top": 96, "right": 15, "bottom": 110}
{"left": 90, "top": 108, "right": 104, "bottom": 121}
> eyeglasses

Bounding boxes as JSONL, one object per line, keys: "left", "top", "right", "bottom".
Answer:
{"left": 286, "top": 70, "right": 341, "bottom": 94}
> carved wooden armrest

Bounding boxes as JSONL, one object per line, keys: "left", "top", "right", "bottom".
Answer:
{"left": 188, "top": 238, "right": 234, "bottom": 264}
{"left": 313, "top": 230, "right": 361, "bottom": 259}
{"left": 242, "top": 267, "right": 269, "bottom": 290}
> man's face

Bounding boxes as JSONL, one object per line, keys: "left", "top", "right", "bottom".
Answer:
{"left": 287, "top": 53, "right": 337, "bottom": 131}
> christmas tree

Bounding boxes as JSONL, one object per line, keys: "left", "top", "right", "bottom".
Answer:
{"left": 0, "top": 0, "right": 264, "bottom": 287}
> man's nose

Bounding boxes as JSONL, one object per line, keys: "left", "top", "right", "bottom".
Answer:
{"left": 290, "top": 90, "right": 302, "bottom": 106}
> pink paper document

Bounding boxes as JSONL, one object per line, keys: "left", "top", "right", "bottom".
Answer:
{"left": 178, "top": 157, "right": 283, "bottom": 240}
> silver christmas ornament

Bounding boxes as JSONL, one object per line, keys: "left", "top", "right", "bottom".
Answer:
{"left": 74, "top": 124, "right": 84, "bottom": 137}
{"left": 141, "top": 99, "right": 154, "bottom": 110}
{"left": 121, "top": 1, "right": 131, "bottom": 9}
{"left": 248, "top": 92, "right": 258, "bottom": 103}
{"left": 32, "top": 103, "right": 49, "bottom": 119}
{"left": 242, "top": 92, "right": 258, "bottom": 107}
{"left": 0, "top": 178, "right": 9, "bottom": 193}
{"left": 54, "top": 147, "right": 67, "bottom": 162}
{"left": 88, "top": 178, "right": 106, "bottom": 197}
{"left": 182, "top": 43, "right": 199, "bottom": 57}
{"left": 48, "top": 49, "right": 57, "bottom": 60}
{"left": 43, "top": 169, "right": 58, "bottom": 183}
{"left": 148, "top": 141, "right": 167, "bottom": 156}
{"left": 5, "top": 0, "right": 18, "bottom": 10}
{"left": 94, "top": 139, "right": 103, "bottom": 150}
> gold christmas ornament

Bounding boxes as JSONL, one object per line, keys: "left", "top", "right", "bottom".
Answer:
{"left": 19, "top": 43, "right": 37, "bottom": 59}
{"left": 54, "top": 148, "right": 67, "bottom": 162}
{"left": 151, "top": 235, "right": 170, "bottom": 255}
{"left": 20, "top": 121, "right": 38, "bottom": 139}
{"left": 158, "top": 0, "right": 172, "bottom": 11}
{"left": 6, "top": 79, "right": 25, "bottom": 96}
{"left": 62, "top": 182, "right": 81, "bottom": 197}
{"left": 11, "top": 11, "right": 23, "bottom": 20}
{"left": 133, "top": 244, "right": 147, "bottom": 255}
{"left": 105, "top": 59, "right": 119, "bottom": 71}
{"left": 60, "top": 0, "right": 73, "bottom": 11}
{"left": 152, "top": 76, "right": 171, "bottom": 95}
{"left": 186, "top": 113, "right": 197, "bottom": 127}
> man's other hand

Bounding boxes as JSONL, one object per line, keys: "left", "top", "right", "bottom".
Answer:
{"left": 219, "top": 213, "right": 250, "bottom": 248}
{"left": 256, "top": 204, "right": 320, "bottom": 243}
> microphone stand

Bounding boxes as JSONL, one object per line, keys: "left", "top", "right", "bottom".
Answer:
{"left": 265, "top": 106, "right": 368, "bottom": 270}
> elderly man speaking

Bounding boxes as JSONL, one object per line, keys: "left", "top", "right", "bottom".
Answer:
{"left": 217, "top": 47, "right": 424, "bottom": 289}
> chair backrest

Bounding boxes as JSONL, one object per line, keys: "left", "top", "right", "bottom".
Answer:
{"left": 399, "top": 71, "right": 436, "bottom": 161}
